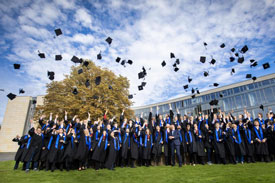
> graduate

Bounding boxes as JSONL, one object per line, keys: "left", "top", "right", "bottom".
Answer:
{"left": 267, "top": 120, "right": 275, "bottom": 161}
{"left": 12, "top": 134, "right": 28, "bottom": 170}
{"left": 231, "top": 123, "right": 246, "bottom": 164}
{"left": 152, "top": 125, "right": 163, "bottom": 165}
{"left": 253, "top": 120, "right": 269, "bottom": 162}
{"left": 121, "top": 128, "right": 131, "bottom": 167}
{"left": 63, "top": 128, "right": 79, "bottom": 171}
{"left": 194, "top": 123, "right": 206, "bottom": 165}
{"left": 224, "top": 122, "right": 236, "bottom": 164}
{"left": 92, "top": 130, "right": 108, "bottom": 170}
{"left": 141, "top": 128, "right": 153, "bottom": 167}
{"left": 185, "top": 123, "right": 197, "bottom": 165}
{"left": 213, "top": 123, "right": 226, "bottom": 164}
{"left": 105, "top": 130, "right": 120, "bottom": 170}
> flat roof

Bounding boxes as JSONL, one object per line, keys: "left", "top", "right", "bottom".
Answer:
{"left": 132, "top": 73, "right": 275, "bottom": 110}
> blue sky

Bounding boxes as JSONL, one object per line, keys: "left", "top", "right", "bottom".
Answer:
{"left": 0, "top": 0, "right": 275, "bottom": 124}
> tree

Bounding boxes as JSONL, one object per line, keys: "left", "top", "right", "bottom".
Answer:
{"left": 34, "top": 60, "right": 134, "bottom": 123}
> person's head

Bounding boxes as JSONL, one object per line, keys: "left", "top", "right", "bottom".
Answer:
{"left": 258, "top": 113, "right": 263, "bottom": 118}
{"left": 145, "top": 128, "right": 150, "bottom": 135}
{"left": 254, "top": 120, "right": 259, "bottom": 127}
{"left": 232, "top": 123, "right": 237, "bottom": 129}
{"left": 156, "top": 126, "right": 160, "bottom": 131}
{"left": 238, "top": 114, "right": 243, "bottom": 120}
{"left": 114, "top": 122, "right": 118, "bottom": 128}
{"left": 97, "top": 125, "right": 101, "bottom": 130}
{"left": 194, "top": 123, "right": 198, "bottom": 130}
{"left": 76, "top": 118, "right": 80, "bottom": 123}
{"left": 187, "top": 124, "right": 191, "bottom": 131}
{"left": 110, "top": 131, "right": 115, "bottom": 138}
{"left": 189, "top": 116, "right": 193, "bottom": 121}
{"left": 170, "top": 124, "right": 175, "bottom": 131}
{"left": 177, "top": 125, "right": 181, "bottom": 130}
{"left": 159, "top": 115, "right": 163, "bottom": 120}
{"left": 107, "top": 124, "right": 111, "bottom": 130}
{"left": 36, "top": 127, "right": 41, "bottom": 134}
{"left": 89, "top": 128, "right": 93, "bottom": 134}
{"left": 215, "top": 122, "right": 220, "bottom": 129}
{"left": 126, "top": 128, "right": 130, "bottom": 133}
{"left": 103, "top": 130, "right": 107, "bottom": 136}
{"left": 205, "top": 114, "right": 208, "bottom": 119}
{"left": 135, "top": 116, "right": 139, "bottom": 122}
{"left": 174, "top": 116, "right": 178, "bottom": 121}
{"left": 59, "top": 128, "right": 64, "bottom": 134}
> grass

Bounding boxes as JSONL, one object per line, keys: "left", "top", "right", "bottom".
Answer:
{"left": 0, "top": 161, "right": 275, "bottom": 183}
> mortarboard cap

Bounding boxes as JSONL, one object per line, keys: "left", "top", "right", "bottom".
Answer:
{"left": 209, "top": 99, "right": 219, "bottom": 106}
{"left": 97, "top": 52, "right": 102, "bottom": 60}
{"left": 175, "top": 59, "right": 180, "bottom": 65}
{"left": 161, "top": 61, "right": 166, "bottom": 67}
{"left": 213, "top": 83, "right": 219, "bottom": 87}
{"left": 116, "top": 57, "right": 121, "bottom": 63}
{"left": 197, "top": 90, "right": 200, "bottom": 94}
{"left": 55, "top": 55, "right": 62, "bottom": 61}
{"left": 183, "top": 85, "right": 188, "bottom": 89}
{"left": 200, "top": 56, "right": 206, "bottom": 63}
{"left": 230, "top": 57, "right": 235, "bottom": 62}
{"left": 78, "top": 69, "right": 83, "bottom": 74}
{"left": 188, "top": 76, "right": 192, "bottom": 83}
{"left": 85, "top": 79, "right": 90, "bottom": 87}
{"left": 250, "top": 62, "right": 258, "bottom": 67}
{"left": 138, "top": 85, "right": 143, "bottom": 91}
{"left": 95, "top": 76, "right": 101, "bottom": 85}
{"left": 7, "top": 93, "right": 16, "bottom": 100}
{"left": 141, "top": 82, "right": 146, "bottom": 87}
{"left": 72, "top": 88, "right": 78, "bottom": 95}
{"left": 263, "top": 62, "right": 270, "bottom": 70}
{"left": 231, "top": 68, "right": 235, "bottom": 75}
{"left": 219, "top": 94, "right": 223, "bottom": 98}
{"left": 71, "top": 56, "right": 80, "bottom": 63}
{"left": 128, "top": 95, "right": 133, "bottom": 99}
{"left": 174, "top": 67, "right": 179, "bottom": 72}
{"left": 127, "top": 60, "right": 133, "bottom": 65}
{"left": 83, "top": 61, "right": 89, "bottom": 67}
{"left": 235, "top": 53, "right": 239, "bottom": 57}
{"left": 259, "top": 104, "right": 264, "bottom": 111}
{"left": 191, "top": 95, "right": 196, "bottom": 99}
{"left": 19, "top": 89, "right": 25, "bottom": 94}
{"left": 38, "top": 53, "right": 45, "bottom": 58}
{"left": 191, "top": 88, "right": 195, "bottom": 94}
{"left": 203, "top": 42, "right": 207, "bottom": 46}
{"left": 241, "top": 45, "right": 248, "bottom": 53}
{"left": 210, "top": 59, "right": 216, "bottom": 65}
{"left": 220, "top": 43, "right": 225, "bottom": 48}
{"left": 121, "top": 60, "right": 125, "bottom": 66}
{"left": 138, "top": 72, "right": 145, "bottom": 79}
{"left": 231, "top": 48, "right": 235, "bottom": 52}
{"left": 54, "top": 28, "right": 62, "bottom": 36}
{"left": 204, "top": 71, "right": 209, "bottom": 77}
{"left": 173, "top": 63, "right": 177, "bottom": 67}
{"left": 246, "top": 74, "right": 252, "bottom": 78}
{"left": 105, "top": 37, "right": 112, "bottom": 45}
{"left": 237, "top": 57, "right": 244, "bottom": 64}
{"left": 252, "top": 76, "right": 257, "bottom": 81}
{"left": 47, "top": 71, "right": 55, "bottom": 80}
{"left": 250, "top": 59, "right": 255, "bottom": 63}
{"left": 14, "top": 64, "right": 20, "bottom": 69}
{"left": 170, "top": 52, "right": 175, "bottom": 58}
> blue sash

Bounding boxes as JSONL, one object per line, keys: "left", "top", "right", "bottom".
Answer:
{"left": 179, "top": 131, "right": 182, "bottom": 142}
{"left": 244, "top": 129, "right": 251, "bottom": 144}
{"left": 47, "top": 136, "right": 53, "bottom": 150}
{"left": 232, "top": 127, "right": 242, "bottom": 144}
{"left": 98, "top": 134, "right": 108, "bottom": 150}
{"left": 71, "top": 136, "right": 74, "bottom": 148}
{"left": 215, "top": 129, "right": 221, "bottom": 142}
{"left": 185, "top": 131, "right": 192, "bottom": 143}
{"left": 165, "top": 130, "right": 168, "bottom": 143}
{"left": 26, "top": 137, "right": 32, "bottom": 149}
{"left": 254, "top": 127, "right": 263, "bottom": 140}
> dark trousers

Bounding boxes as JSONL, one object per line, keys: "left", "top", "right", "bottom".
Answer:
{"left": 26, "top": 151, "right": 38, "bottom": 170}
{"left": 171, "top": 144, "right": 182, "bottom": 166}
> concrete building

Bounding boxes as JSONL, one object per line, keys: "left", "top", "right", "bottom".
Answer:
{"left": 133, "top": 73, "right": 275, "bottom": 119}
{"left": 0, "top": 96, "right": 44, "bottom": 152}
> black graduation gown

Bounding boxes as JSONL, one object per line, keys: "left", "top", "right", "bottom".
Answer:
{"left": 131, "top": 132, "right": 139, "bottom": 160}
{"left": 75, "top": 125, "right": 89, "bottom": 162}
{"left": 224, "top": 128, "right": 235, "bottom": 157}
{"left": 121, "top": 133, "right": 131, "bottom": 159}
{"left": 63, "top": 134, "right": 78, "bottom": 162}
{"left": 105, "top": 137, "right": 119, "bottom": 169}
{"left": 267, "top": 127, "right": 275, "bottom": 155}
{"left": 232, "top": 128, "right": 246, "bottom": 156}
{"left": 13, "top": 136, "right": 27, "bottom": 161}
{"left": 194, "top": 130, "right": 206, "bottom": 157}
{"left": 40, "top": 130, "right": 52, "bottom": 162}
{"left": 243, "top": 128, "right": 255, "bottom": 157}
{"left": 179, "top": 130, "right": 187, "bottom": 153}
{"left": 162, "top": 128, "right": 170, "bottom": 157}
{"left": 204, "top": 129, "right": 213, "bottom": 149}
{"left": 92, "top": 134, "right": 108, "bottom": 162}
{"left": 253, "top": 127, "right": 269, "bottom": 155}
{"left": 152, "top": 131, "right": 162, "bottom": 156}
{"left": 213, "top": 129, "right": 225, "bottom": 158}
{"left": 142, "top": 133, "right": 152, "bottom": 160}
{"left": 22, "top": 128, "right": 43, "bottom": 162}
{"left": 47, "top": 134, "right": 66, "bottom": 163}
{"left": 185, "top": 130, "right": 197, "bottom": 154}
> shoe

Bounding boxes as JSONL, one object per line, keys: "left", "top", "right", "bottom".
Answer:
{"left": 25, "top": 169, "right": 29, "bottom": 173}
{"left": 33, "top": 168, "right": 38, "bottom": 171}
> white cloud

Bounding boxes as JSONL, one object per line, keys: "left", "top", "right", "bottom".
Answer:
{"left": 74, "top": 8, "right": 93, "bottom": 29}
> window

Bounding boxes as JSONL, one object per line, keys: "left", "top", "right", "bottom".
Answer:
{"left": 223, "top": 98, "right": 230, "bottom": 111}
{"left": 262, "top": 80, "right": 270, "bottom": 86}
{"left": 230, "top": 97, "right": 236, "bottom": 110}
{"left": 228, "top": 89, "right": 233, "bottom": 96}
{"left": 222, "top": 90, "right": 228, "bottom": 97}
{"left": 248, "top": 84, "right": 254, "bottom": 90}
{"left": 264, "top": 87, "right": 275, "bottom": 102}
{"left": 248, "top": 92, "right": 257, "bottom": 106}
{"left": 235, "top": 95, "right": 242, "bottom": 109}
{"left": 211, "top": 93, "right": 215, "bottom": 100}
{"left": 234, "top": 87, "right": 240, "bottom": 94}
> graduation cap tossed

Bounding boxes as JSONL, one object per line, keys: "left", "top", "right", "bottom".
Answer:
{"left": 237, "top": 57, "right": 244, "bottom": 64}
{"left": 128, "top": 94, "right": 133, "bottom": 99}
{"left": 175, "top": 59, "right": 180, "bottom": 65}
{"left": 85, "top": 79, "right": 90, "bottom": 87}
{"left": 141, "top": 82, "right": 146, "bottom": 87}
{"left": 161, "top": 61, "right": 166, "bottom": 67}
{"left": 250, "top": 61, "right": 258, "bottom": 67}
{"left": 83, "top": 61, "right": 89, "bottom": 67}
{"left": 209, "top": 99, "right": 219, "bottom": 106}
{"left": 191, "top": 95, "right": 196, "bottom": 99}
{"left": 197, "top": 90, "right": 200, "bottom": 94}
{"left": 71, "top": 56, "right": 80, "bottom": 63}
{"left": 19, "top": 89, "right": 25, "bottom": 94}
{"left": 78, "top": 69, "right": 83, "bottom": 74}
{"left": 220, "top": 43, "right": 225, "bottom": 48}
{"left": 97, "top": 52, "right": 102, "bottom": 60}
{"left": 72, "top": 87, "right": 78, "bottom": 95}
{"left": 229, "top": 57, "right": 235, "bottom": 62}
{"left": 138, "top": 72, "right": 145, "bottom": 79}
{"left": 121, "top": 60, "right": 126, "bottom": 66}
{"left": 55, "top": 55, "right": 62, "bottom": 61}
{"left": 188, "top": 76, "right": 192, "bottom": 83}
{"left": 235, "top": 53, "right": 239, "bottom": 57}
{"left": 210, "top": 58, "right": 216, "bottom": 65}
{"left": 7, "top": 93, "right": 16, "bottom": 100}
{"left": 127, "top": 60, "right": 133, "bottom": 65}
{"left": 263, "top": 62, "right": 270, "bottom": 70}
{"left": 200, "top": 56, "right": 206, "bottom": 63}
{"left": 183, "top": 85, "right": 188, "bottom": 90}
{"left": 203, "top": 42, "right": 207, "bottom": 46}
{"left": 95, "top": 76, "right": 101, "bottom": 85}
{"left": 231, "top": 68, "right": 235, "bottom": 75}
{"left": 213, "top": 83, "right": 219, "bottom": 87}
{"left": 138, "top": 85, "right": 143, "bottom": 91}
{"left": 54, "top": 28, "right": 62, "bottom": 36}
{"left": 14, "top": 64, "right": 20, "bottom": 69}
{"left": 105, "top": 37, "right": 112, "bottom": 45}
{"left": 203, "top": 71, "right": 209, "bottom": 77}
{"left": 170, "top": 52, "right": 175, "bottom": 58}
{"left": 116, "top": 57, "right": 121, "bottom": 63}
{"left": 38, "top": 52, "right": 45, "bottom": 59}
{"left": 219, "top": 93, "right": 223, "bottom": 98}
{"left": 174, "top": 67, "right": 179, "bottom": 72}
{"left": 191, "top": 88, "right": 195, "bottom": 94}
{"left": 252, "top": 76, "right": 257, "bottom": 81}
{"left": 259, "top": 104, "right": 264, "bottom": 111}
{"left": 231, "top": 48, "right": 235, "bottom": 52}
{"left": 246, "top": 74, "right": 252, "bottom": 79}
{"left": 241, "top": 45, "right": 248, "bottom": 54}
{"left": 47, "top": 71, "right": 55, "bottom": 80}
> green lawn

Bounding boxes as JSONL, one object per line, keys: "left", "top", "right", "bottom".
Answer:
{"left": 0, "top": 161, "right": 275, "bottom": 183}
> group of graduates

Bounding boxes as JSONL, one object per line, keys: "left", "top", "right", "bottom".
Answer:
{"left": 12, "top": 104, "right": 275, "bottom": 173}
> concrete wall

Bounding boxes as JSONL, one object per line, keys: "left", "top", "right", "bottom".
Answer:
{"left": 0, "top": 96, "right": 31, "bottom": 152}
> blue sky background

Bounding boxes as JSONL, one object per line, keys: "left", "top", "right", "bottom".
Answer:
{"left": 0, "top": 0, "right": 274, "bottom": 124}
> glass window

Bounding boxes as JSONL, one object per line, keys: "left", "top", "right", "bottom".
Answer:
{"left": 223, "top": 98, "right": 230, "bottom": 111}
{"left": 202, "top": 95, "right": 206, "bottom": 102}
{"left": 222, "top": 90, "right": 228, "bottom": 97}
{"left": 234, "top": 87, "right": 240, "bottom": 94}
{"left": 230, "top": 97, "right": 236, "bottom": 110}
{"left": 211, "top": 93, "right": 215, "bottom": 100}
{"left": 262, "top": 80, "right": 270, "bottom": 86}
{"left": 264, "top": 87, "right": 275, "bottom": 102}
{"left": 248, "top": 92, "right": 257, "bottom": 106}
{"left": 235, "top": 95, "right": 242, "bottom": 109}
{"left": 254, "top": 82, "right": 259, "bottom": 89}
{"left": 228, "top": 89, "right": 233, "bottom": 96}
{"left": 248, "top": 84, "right": 254, "bottom": 90}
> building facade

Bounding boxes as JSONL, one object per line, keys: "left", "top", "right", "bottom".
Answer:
{"left": 133, "top": 73, "right": 275, "bottom": 119}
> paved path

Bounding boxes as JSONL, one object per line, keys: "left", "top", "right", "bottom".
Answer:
{"left": 0, "top": 152, "right": 15, "bottom": 161}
